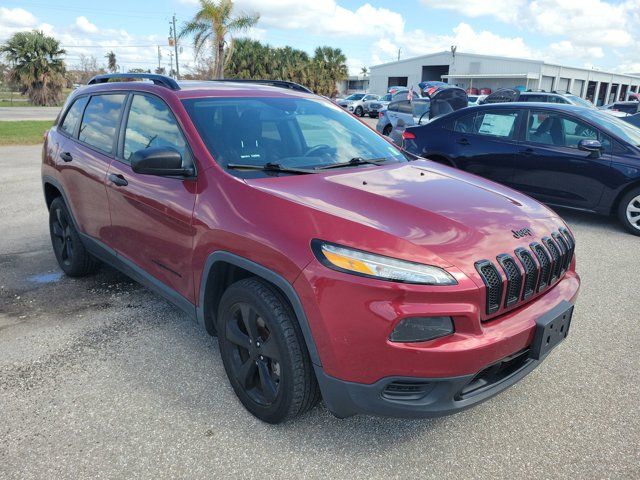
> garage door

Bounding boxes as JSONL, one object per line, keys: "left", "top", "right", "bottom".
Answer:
{"left": 557, "top": 78, "right": 570, "bottom": 92}
{"left": 540, "top": 76, "right": 554, "bottom": 91}
{"left": 571, "top": 79, "right": 584, "bottom": 96}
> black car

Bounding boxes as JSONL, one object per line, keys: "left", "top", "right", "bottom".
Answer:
{"left": 481, "top": 88, "right": 596, "bottom": 109}
{"left": 605, "top": 101, "right": 640, "bottom": 115}
{"left": 402, "top": 103, "right": 640, "bottom": 235}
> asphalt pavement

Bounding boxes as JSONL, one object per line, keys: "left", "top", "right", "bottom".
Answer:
{"left": 0, "top": 144, "right": 638, "bottom": 479}
{"left": 0, "top": 107, "right": 60, "bottom": 121}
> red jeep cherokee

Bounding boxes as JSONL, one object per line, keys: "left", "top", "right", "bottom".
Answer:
{"left": 42, "top": 74, "right": 580, "bottom": 423}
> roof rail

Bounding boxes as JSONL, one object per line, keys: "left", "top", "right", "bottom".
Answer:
{"left": 217, "top": 78, "right": 313, "bottom": 94}
{"left": 87, "top": 73, "right": 180, "bottom": 90}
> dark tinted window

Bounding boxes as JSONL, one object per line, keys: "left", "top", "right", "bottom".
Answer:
{"left": 521, "top": 94, "right": 549, "bottom": 102}
{"left": 60, "top": 96, "right": 88, "bottom": 136}
{"left": 123, "top": 94, "right": 189, "bottom": 163}
{"left": 397, "top": 101, "right": 412, "bottom": 114}
{"left": 388, "top": 101, "right": 400, "bottom": 112}
{"left": 79, "top": 94, "right": 126, "bottom": 154}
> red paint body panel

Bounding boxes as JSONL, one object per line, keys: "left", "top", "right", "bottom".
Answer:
{"left": 43, "top": 80, "right": 581, "bottom": 393}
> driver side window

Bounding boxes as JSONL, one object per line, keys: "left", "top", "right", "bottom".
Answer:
{"left": 123, "top": 94, "right": 190, "bottom": 164}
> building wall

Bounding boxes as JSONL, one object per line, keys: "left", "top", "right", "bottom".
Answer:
{"left": 369, "top": 52, "right": 640, "bottom": 103}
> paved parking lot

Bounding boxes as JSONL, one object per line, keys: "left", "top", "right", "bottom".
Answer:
{"left": 1, "top": 144, "right": 638, "bottom": 479}
{"left": 0, "top": 107, "right": 60, "bottom": 122}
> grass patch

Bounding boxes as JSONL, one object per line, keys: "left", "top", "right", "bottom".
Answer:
{"left": 0, "top": 120, "right": 53, "bottom": 145}
{"left": 0, "top": 100, "right": 31, "bottom": 107}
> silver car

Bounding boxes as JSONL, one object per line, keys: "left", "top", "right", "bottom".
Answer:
{"left": 337, "top": 93, "right": 379, "bottom": 117}
{"left": 363, "top": 93, "right": 392, "bottom": 118}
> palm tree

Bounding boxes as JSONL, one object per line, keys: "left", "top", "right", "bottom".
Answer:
{"left": 105, "top": 51, "right": 118, "bottom": 73}
{"left": 360, "top": 66, "right": 368, "bottom": 77}
{"left": 0, "top": 30, "right": 66, "bottom": 106}
{"left": 180, "top": 0, "right": 259, "bottom": 79}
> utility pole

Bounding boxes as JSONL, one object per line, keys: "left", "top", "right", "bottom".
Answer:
{"left": 157, "top": 45, "right": 162, "bottom": 71}
{"left": 169, "top": 51, "right": 174, "bottom": 77}
{"left": 170, "top": 14, "right": 180, "bottom": 79}
{"left": 397, "top": 48, "right": 401, "bottom": 61}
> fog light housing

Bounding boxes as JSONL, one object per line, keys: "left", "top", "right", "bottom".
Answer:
{"left": 389, "top": 316, "right": 454, "bottom": 343}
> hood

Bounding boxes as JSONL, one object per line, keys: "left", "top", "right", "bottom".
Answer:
{"left": 246, "top": 161, "right": 566, "bottom": 279}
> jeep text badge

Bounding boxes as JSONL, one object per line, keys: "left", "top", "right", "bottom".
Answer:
{"left": 512, "top": 227, "right": 533, "bottom": 239}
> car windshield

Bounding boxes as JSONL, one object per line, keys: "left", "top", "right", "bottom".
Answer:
{"left": 565, "top": 95, "right": 595, "bottom": 109}
{"left": 345, "top": 94, "right": 365, "bottom": 101}
{"left": 182, "top": 96, "right": 408, "bottom": 174}
{"left": 581, "top": 109, "right": 640, "bottom": 146}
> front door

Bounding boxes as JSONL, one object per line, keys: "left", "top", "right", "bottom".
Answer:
{"left": 105, "top": 93, "right": 198, "bottom": 302}
{"left": 510, "top": 109, "right": 612, "bottom": 210}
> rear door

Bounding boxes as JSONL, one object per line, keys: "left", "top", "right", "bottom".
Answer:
{"left": 58, "top": 93, "right": 125, "bottom": 240}
{"left": 447, "top": 108, "right": 522, "bottom": 184}
{"left": 511, "top": 108, "right": 612, "bottom": 209}
{"left": 105, "top": 92, "right": 198, "bottom": 302}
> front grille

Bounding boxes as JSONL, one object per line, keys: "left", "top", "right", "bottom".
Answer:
{"left": 543, "top": 236, "right": 562, "bottom": 282}
{"left": 370, "top": 103, "right": 381, "bottom": 109}
{"left": 515, "top": 247, "right": 538, "bottom": 300}
{"left": 497, "top": 254, "right": 522, "bottom": 307}
{"left": 476, "top": 230, "right": 575, "bottom": 319}
{"left": 475, "top": 260, "right": 503, "bottom": 314}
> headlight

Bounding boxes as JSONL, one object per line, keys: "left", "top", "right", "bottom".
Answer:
{"left": 312, "top": 240, "right": 457, "bottom": 285}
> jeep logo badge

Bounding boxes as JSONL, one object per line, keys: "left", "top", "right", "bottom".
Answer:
{"left": 512, "top": 228, "right": 533, "bottom": 239}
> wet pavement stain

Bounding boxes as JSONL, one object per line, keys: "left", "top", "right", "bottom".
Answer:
{"left": 27, "top": 272, "right": 63, "bottom": 284}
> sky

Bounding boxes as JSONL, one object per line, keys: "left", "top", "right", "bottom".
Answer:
{"left": 1, "top": 0, "right": 640, "bottom": 76}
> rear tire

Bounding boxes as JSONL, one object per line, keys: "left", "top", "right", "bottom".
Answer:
{"left": 48, "top": 197, "right": 100, "bottom": 277}
{"left": 382, "top": 124, "right": 392, "bottom": 136}
{"left": 617, "top": 187, "right": 640, "bottom": 236}
{"left": 217, "top": 277, "right": 320, "bottom": 423}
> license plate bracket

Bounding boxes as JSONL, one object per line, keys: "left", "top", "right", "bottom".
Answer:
{"left": 531, "top": 302, "right": 574, "bottom": 360}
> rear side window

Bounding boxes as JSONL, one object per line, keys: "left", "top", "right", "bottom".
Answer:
{"left": 79, "top": 94, "right": 126, "bottom": 154}
{"left": 388, "top": 102, "right": 400, "bottom": 112}
{"left": 397, "top": 101, "right": 412, "bottom": 114}
{"left": 59, "top": 96, "right": 88, "bottom": 136}
{"left": 123, "top": 94, "right": 189, "bottom": 163}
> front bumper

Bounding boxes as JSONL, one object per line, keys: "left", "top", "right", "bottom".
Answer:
{"left": 314, "top": 301, "right": 573, "bottom": 418}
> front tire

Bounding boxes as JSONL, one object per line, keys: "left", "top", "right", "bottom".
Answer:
{"left": 217, "top": 278, "right": 320, "bottom": 423}
{"left": 618, "top": 187, "right": 640, "bottom": 236}
{"left": 48, "top": 197, "right": 100, "bottom": 277}
{"left": 354, "top": 106, "right": 363, "bottom": 117}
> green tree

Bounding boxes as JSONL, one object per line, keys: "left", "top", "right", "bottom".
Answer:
{"left": 0, "top": 30, "right": 66, "bottom": 106}
{"left": 360, "top": 66, "right": 368, "bottom": 77}
{"left": 180, "top": 0, "right": 259, "bottom": 79}
{"left": 105, "top": 51, "right": 118, "bottom": 73}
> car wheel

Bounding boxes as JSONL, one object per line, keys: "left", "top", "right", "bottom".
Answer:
{"left": 49, "top": 197, "right": 100, "bottom": 277}
{"left": 217, "top": 277, "right": 320, "bottom": 423}
{"left": 355, "top": 106, "right": 363, "bottom": 117}
{"left": 618, "top": 187, "right": 640, "bottom": 236}
{"left": 382, "top": 124, "right": 392, "bottom": 136}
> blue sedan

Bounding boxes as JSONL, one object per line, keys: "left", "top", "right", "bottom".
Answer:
{"left": 402, "top": 102, "right": 640, "bottom": 235}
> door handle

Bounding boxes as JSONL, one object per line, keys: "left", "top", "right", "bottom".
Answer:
{"left": 59, "top": 151, "right": 73, "bottom": 162}
{"left": 457, "top": 138, "right": 470, "bottom": 146}
{"left": 108, "top": 173, "right": 128, "bottom": 187}
{"left": 520, "top": 148, "right": 534, "bottom": 156}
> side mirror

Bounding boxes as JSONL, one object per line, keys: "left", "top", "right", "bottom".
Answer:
{"left": 131, "top": 147, "right": 194, "bottom": 177}
{"left": 578, "top": 139, "right": 602, "bottom": 157}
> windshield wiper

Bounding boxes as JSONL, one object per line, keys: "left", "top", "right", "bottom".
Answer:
{"left": 315, "top": 157, "right": 388, "bottom": 170}
{"left": 226, "top": 162, "right": 315, "bottom": 175}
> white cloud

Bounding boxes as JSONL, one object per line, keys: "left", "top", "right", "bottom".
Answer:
{"left": 75, "top": 16, "right": 98, "bottom": 34}
{"left": 0, "top": 7, "right": 37, "bottom": 27}
{"left": 421, "top": 0, "right": 525, "bottom": 23}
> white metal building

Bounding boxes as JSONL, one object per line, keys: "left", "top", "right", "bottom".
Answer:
{"left": 369, "top": 51, "right": 640, "bottom": 106}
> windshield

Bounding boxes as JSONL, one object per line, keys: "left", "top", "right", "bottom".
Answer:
{"left": 345, "top": 94, "right": 365, "bottom": 101}
{"left": 581, "top": 109, "right": 640, "bottom": 146}
{"left": 182, "top": 96, "right": 407, "bottom": 174}
{"left": 565, "top": 95, "right": 595, "bottom": 109}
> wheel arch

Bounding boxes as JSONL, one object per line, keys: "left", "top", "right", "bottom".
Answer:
{"left": 611, "top": 180, "right": 640, "bottom": 215}
{"left": 43, "top": 179, "right": 63, "bottom": 210}
{"left": 197, "top": 251, "right": 322, "bottom": 366}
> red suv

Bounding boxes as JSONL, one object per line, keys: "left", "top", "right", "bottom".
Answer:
{"left": 42, "top": 74, "right": 580, "bottom": 423}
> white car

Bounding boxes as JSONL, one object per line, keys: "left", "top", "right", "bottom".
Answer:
{"left": 363, "top": 93, "right": 392, "bottom": 118}
{"left": 467, "top": 94, "right": 487, "bottom": 106}
{"left": 337, "top": 93, "right": 379, "bottom": 117}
